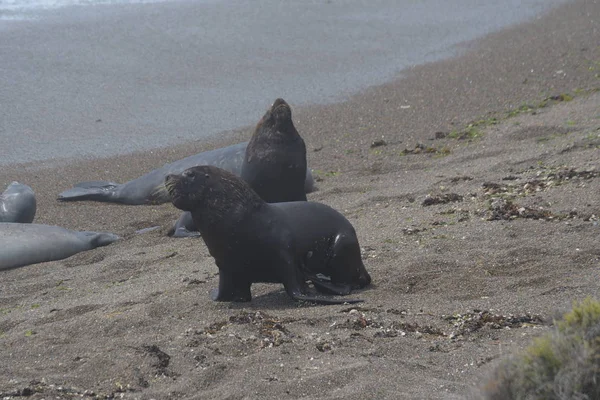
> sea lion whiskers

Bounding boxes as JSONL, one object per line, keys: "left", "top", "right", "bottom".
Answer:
{"left": 149, "top": 182, "right": 170, "bottom": 202}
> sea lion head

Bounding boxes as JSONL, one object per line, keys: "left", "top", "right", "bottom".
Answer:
{"left": 256, "top": 98, "right": 295, "bottom": 136}
{"left": 329, "top": 256, "right": 372, "bottom": 290}
{"left": 165, "top": 165, "right": 263, "bottom": 213}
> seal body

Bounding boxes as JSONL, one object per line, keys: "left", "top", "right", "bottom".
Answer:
{"left": 165, "top": 166, "right": 371, "bottom": 304}
{"left": 58, "top": 142, "right": 315, "bottom": 205}
{"left": 0, "top": 223, "right": 120, "bottom": 270}
{"left": 241, "top": 98, "right": 307, "bottom": 203}
{"left": 273, "top": 201, "right": 371, "bottom": 294}
{"left": 0, "top": 182, "right": 36, "bottom": 223}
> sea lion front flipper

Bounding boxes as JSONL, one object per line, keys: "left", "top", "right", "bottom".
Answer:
{"left": 211, "top": 266, "right": 252, "bottom": 302}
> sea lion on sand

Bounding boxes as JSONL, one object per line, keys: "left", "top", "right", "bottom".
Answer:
{"left": 241, "top": 98, "right": 307, "bottom": 203}
{"left": 0, "top": 223, "right": 120, "bottom": 270}
{"left": 165, "top": 166, "right": 371, "bottom": 305}
{"left": 171, "top": 98, "right": 310, "bottom": 238}
{"left": 0, "top": 182, "right": 36, "bottom": 223}
{"left": 58, "top": 142, "right": 315, "bottom": 205}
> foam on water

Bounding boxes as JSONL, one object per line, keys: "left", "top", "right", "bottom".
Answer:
{"left": 0, "top": 0, "right": 158, "bottom": 10}
{"left": 0, "top": 0, "right": 164, "bottom": 19}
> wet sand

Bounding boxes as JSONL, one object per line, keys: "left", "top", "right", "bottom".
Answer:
{"left": 1, "top": 0, "right": 599, "bottom": 398}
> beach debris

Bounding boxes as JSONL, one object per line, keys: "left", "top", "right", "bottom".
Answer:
{"left": 370, "top": 139, "right": 388, "bottom": 148}
{"left": 316, "top": 340, "right": 333, "bottom": 352}
{"left": 482, "top": 167, "right": 598, "bottom": 199}
{"left": 402, "top": 227, "right": 426, "bottom": 235}
{"left": 140, "top": 344, "right": 172, "bottom": 377}
{"left": 450, "top": 175, "right": 473, "bottom": 183}
{"left": 487, "top": 198, "right": 555, "bottom": 221}
{"left": 422, "top": 193, "right": 463, "bottom": 207}
{"left": 444, "top": 310, "right": 544, "bottom": 338}
{"left": 400, "top": 142, "right": 451, "bottom": 156}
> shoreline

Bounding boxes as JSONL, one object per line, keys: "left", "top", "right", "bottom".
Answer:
{"left": 0, "top": 0, "right": 590, "bottom": 177}
{"left": 1, "top": 0, "right": 600, "bottom": 399}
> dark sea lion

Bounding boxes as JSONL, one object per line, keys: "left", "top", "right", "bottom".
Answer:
{"left": 0, "top": 182, "right": 36, "bottom": 223}
{"left": 0, "top": 223, "right": 120, "bottom": 270}
{"left": 57, "top": 141, "right": 315, "bottom": 205}
{"left": 171, "top": 99, "right": 310, "bottom": 238}
{"left": 241, "top": 98, "right": 307, "bottom": 203}
{"left": 165, "top": 166, "right": 371, "bottom": 305}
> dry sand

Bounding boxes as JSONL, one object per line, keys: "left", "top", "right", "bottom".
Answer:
{"left": 1, "top": 0, "right": 600, "bottom": 398}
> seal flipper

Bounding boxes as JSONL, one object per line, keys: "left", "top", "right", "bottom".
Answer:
{"left": 58, "top": 181, "right": 120, "bottom": 203}
{"left": 300, "top": 264, "right": 353, "bottom": 295}
{"left": 310, "top": 278, "right": 352, "bottom": 296}
{"left": 170, "top": 211, "right": 201, "bottom": 238}
{"left": 172, "top": 227, "right": 202, "bottom": 238}
{"left": 282, "top": 258, "right": 363, "bottom": 305}
{"left": 74, "top": 180, "right": 119, "bottom": 189}
{"left": 290, "top": 292, "right": 363, "bottom": 305}
{"left": 210, "top": 267, "right": 252, "bottom": 302}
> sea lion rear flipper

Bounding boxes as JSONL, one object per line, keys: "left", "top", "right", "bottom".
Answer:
{"left": 283, "top": 260, "right": 363, "bottom": 305}
{"left": 310, "top": 279, "right": 352, "bottom": 296}
{"left": 57, "top": 181, "right": 119, "bottom": 202}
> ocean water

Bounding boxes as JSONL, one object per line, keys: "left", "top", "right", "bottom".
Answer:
{"left": 0, "top": 0, "right": 160, "bottom": 16}
{"left": 0, "top": 0, "right": 568, "bottom": 165}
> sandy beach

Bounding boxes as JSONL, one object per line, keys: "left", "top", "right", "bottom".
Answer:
{"left": 1, "top": 0, "right": 600, "bottom": 398}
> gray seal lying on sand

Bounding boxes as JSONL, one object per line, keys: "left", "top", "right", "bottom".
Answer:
{"left": 172, "top": 98, "right": 309, "bottom": 238}
{"left": 0, "top": 223, "right": 120, "bottom": 270}
{"left": 0, "top": 182, "right": 36, "bottom": 223}
{"left": 165, "top": 165, "right": 371, "bottom": 305}
{"left": 58, "top": 142, "right": 315, "bottom": 205}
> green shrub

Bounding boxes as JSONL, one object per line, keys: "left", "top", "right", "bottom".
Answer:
{"left": 481, "top": 298, "right": 600, "bottom": 399}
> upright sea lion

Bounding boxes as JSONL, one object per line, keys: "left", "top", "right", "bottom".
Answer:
{"left": 165, "top": 166, "right": 371, "bottom": 305}
{"left": 57, "top": 141, "right": 315, "bottom": 205}
{"left": 0, "top": 223, "right": 120, "bottom": 270}
{"left": 0, "top": 182, "right": 36, "bottom": 223}
{"left": 241, "top": 98, "right": 307, "bottom": 202}
{"left": 171, "top": 99, "right": 310, "bottom": 238}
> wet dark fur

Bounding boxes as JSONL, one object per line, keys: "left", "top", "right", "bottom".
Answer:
{"left": 241, "top": 98, "right": 307, "bottom": 203}
{"left": 165, "top": 166, "right": 371, "bottom": 305}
